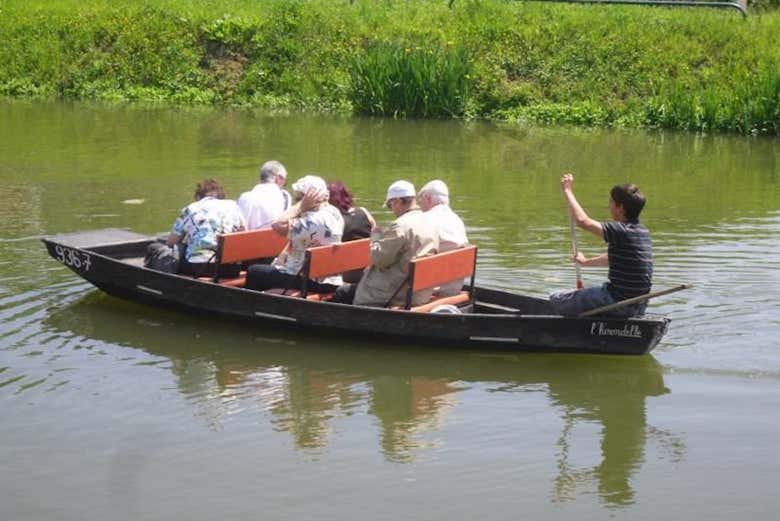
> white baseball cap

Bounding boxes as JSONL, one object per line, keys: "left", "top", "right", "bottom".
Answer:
{"left": 384, "top": 180, "right": 416, "bottom": 205}
{"left": 419, "top": 179, "right": 449, "bottom": 198}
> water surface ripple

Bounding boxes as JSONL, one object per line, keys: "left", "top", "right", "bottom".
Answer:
{"left": 1, "top": 101, "right": 778, "bottom": 521}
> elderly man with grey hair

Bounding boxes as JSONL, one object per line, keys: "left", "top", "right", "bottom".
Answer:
{"left": 237, "top": 160, "right": 293, "bottom": 229}
{"left": 418, "top": 179, "right": 469, "bottom": 296}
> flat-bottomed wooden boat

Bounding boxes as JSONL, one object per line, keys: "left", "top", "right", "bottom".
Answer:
{"left": 42, "top": 228, "right": 671, "bottom": 355}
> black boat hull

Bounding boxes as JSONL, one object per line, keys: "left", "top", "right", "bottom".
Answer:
{"left": 42, "top": 230, "right": 670, "bottom": 355}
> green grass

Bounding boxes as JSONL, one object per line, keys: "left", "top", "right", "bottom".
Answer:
{"left": 0, "top": 0, "right": 778, "bottom": 134}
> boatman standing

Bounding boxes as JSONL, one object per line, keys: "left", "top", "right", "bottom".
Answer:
{"left": 549, "top": 174, "right": 653, "bottom": 317}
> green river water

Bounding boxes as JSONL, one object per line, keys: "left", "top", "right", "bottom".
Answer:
{"left": 1, "top": 100, "right": 779, "bottom": 520}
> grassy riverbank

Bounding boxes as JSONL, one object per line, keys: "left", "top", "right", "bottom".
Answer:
{"left": 1, "top": 0, "right": 778, "bottom": 134}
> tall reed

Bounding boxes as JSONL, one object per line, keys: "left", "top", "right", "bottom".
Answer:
{"left": 350, "top": 42, "right": 471, "bottom": 118}
{"left": 645, "top": 64, "right": 780, "bottom": 134}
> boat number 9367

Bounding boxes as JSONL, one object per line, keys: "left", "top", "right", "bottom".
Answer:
{"left": 54, "top": 245, "right": 92, "bottom": 271}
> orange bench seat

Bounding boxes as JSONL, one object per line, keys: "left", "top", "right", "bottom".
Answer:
{"left": 198, "top": 271, "right": 247, "bottom": 287}
{"left": 216, "top": 228, "right": 288, "bottom": 265}
{"left": 194, "top": 228, "right": 288, "bottom": 287}
{"left": 261, "top": 239, "right": 371, "bottom": 300}
{"left": 401, "top": 246, "right": 477, "bottom": 312}
{"left": 390, "top": 291, "right": 470, "bottom": 312}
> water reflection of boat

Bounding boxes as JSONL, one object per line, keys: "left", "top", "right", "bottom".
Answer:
{"left": 42, "top": 229, "right": 671, "bottom": 355}
{"left": 45, "top": 293, "right": 677, "bottom": 505}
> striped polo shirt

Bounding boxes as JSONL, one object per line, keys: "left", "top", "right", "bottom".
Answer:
{"left": 603, "top": 220, "right": 653, "bottom": 300}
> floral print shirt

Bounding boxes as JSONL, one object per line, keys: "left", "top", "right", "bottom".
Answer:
{"left": 274, "top": 203, "right": 344, "bottom": 284}
{"left": 172, "top": 197, "right": 245, "bottom": 262}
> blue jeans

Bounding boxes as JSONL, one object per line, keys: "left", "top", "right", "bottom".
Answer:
{"left": 549, "top": 283, "right": 646, "bottom": 317}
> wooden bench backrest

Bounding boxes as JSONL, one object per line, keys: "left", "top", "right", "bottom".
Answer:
{"left": 217, "top": 228, "right": 288, "bottom": 264}
{"left": 304, "top": 238, "right": 371, "bottom": 279}
{"left": 409, "top": 246, "right": 477, "bottom": 292}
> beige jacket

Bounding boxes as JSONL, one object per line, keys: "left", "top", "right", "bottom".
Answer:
{"left": 354, "top": 208, "right": 439, "bottom": 307}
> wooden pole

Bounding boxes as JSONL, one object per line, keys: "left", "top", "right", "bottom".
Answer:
{"left": 578, "top": 284, "right": 693, "bottom": 317}
{"left": 569, "top": 212, "right": 584, "bottom": 290}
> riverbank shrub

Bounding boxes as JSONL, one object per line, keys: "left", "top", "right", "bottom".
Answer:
{"left": 1, "top": 0, "right": 778, "bottom": 134}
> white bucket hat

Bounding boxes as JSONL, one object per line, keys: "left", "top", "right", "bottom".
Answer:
{"left": 291, "top": 175, "right": 328, "bottom": 197}
{"left": 384, "top": 180, "right": 416, "bottom": 205}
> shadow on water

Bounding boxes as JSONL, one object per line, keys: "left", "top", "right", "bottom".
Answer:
{"left": 43, "top": 291, "right": 683, "bottom": 508}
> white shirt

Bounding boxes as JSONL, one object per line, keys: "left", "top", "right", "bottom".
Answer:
{"left": 237, "top": 183, "right": 290, "bottom": 230}
{"left": 425, "top": 203, "right": 468, "bottom": 252}
{"left": 424, "top": 203, "right": 469, "bottom": 296}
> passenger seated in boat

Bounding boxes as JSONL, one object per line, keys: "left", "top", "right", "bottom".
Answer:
{"left": 549, "top": 174, "right": 653, "bottom": 317}
{"left": 327, "top": 180, "right": 376, "bottom": 283}
{"left": 333, "top": 180, "right": 439, "bottom": 306}
{"left": 245, "top": 175, "right": 344, "bottom": 293}
{"left": 237, "top": 160, "right": 292, "bottom": 229}
{"left": 151, "top": 178, "right": 245, "bottom": 278}
{"left": 418, "top": 179, "right": 469, "bottom": 297}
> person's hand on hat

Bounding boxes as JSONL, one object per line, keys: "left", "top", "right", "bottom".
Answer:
{"left": 299, "top": 187, "right": 328, "bottom": 212}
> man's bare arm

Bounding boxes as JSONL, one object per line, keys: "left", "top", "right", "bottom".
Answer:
{"left": 271, "top": 188, "right": 327, "bottom": 237}
{"left": 561, "top": 174, "right": 603, "bottom": 237}
{"left": 574, "top": 251, "right": 609, "bottom": 267}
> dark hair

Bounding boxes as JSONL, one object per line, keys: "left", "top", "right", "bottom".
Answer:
{"left": 194, "top": 178, "right": 226, "bottom": 200}
{"left": 610, "top": 184, "right": 646, "bottom": 221}
{"left": 327, "top": 180, "right": 354, "bottom": 213}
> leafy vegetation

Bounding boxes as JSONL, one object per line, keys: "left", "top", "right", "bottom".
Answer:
{"left": 0, "top": 0, "right": 778, "bottom": 134}
{"left": 350, "top": 42, "right": 472, "bottom": 118}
